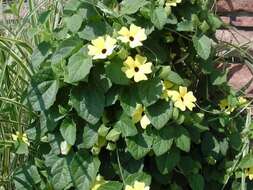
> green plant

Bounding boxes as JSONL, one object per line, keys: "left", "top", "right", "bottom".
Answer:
{"left": 3, "top": 0, "right": 253, "bottom": 189}
{"left": 0, "top": 0, "right": 64, "bottom": 189}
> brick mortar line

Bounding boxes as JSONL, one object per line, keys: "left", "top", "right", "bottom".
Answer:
{"left": 218, "top": 11, "right": 253, "bottom": 17}
{"left": 228, "top": 26, "right": 253, "bottom": 31}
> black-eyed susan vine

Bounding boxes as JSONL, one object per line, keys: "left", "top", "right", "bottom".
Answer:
{"left": 88, "top": 35, "right": 117, "bottom": 60}
{"left": 11, "top": 0, "right": 253, "bottom": 189}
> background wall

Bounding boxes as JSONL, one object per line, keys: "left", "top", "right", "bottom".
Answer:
{"left": 217, "top": 0, "right": 253, "bottom": 44}
{"left": 216, "top": 0, "right": 253, "bottom": 96}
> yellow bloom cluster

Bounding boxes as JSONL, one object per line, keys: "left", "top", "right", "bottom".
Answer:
{"left": 12, "top": 132, "right": 30, "bottom": 146}
{"left": 125, "top": 181, "right": 150, "bottom": 190}
{"left": 88, "top": 24, "right": 147, "bottom": 60}
{"left": 88, "top": 24, "right": 152, "bottom": 83}
{"left": 88, "top": 22, "right": 198, "bottom": 131}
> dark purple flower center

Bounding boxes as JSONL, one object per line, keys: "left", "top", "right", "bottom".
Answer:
{"left": 129, "top": 36, "right": 134, "bottom": 41}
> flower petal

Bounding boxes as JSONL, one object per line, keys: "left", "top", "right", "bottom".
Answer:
{"left": 166, "top": 2, "right": 177, "bottom": 6}
{"left": 184, "top": 91, "right": 197, "bottom": 102}
{"left": 219, "top": 99, "right": 228, "bottom": 110}
{"left": 140, "top": 115, "right": 151, "bottom": 129}
{"left": 239, "top": 96, "right": 247, "bottom": 105}
{"left": 132, "top": 104, "right": 144, "bottom": 123}
{"left": 124, "top": 56, "right": 135, "bottom": 68}
{"left": 118, "top": 26, "right": 130, "bottom": 37}
{"left": 88, "top": 45, "right": 100, "bottom": 57}
{"left": 124, "top": 68, "right": 135, "bottom": 79}
{"left": 105, "top": 36, "right": 117, "bottom": 48}
{"left": 129, "top": 24, "right": 141, "bottom": 36}
{"left": 135, "top": 28, "right": 147, "bottom": 41}
{"left": 184, "top": 100, "right": 195, "bottom": 111}
{"left": 167, "top": 90, "right": 180, "bottom": 101}
{"left": 135, "top": 55, "right": 147, "bottom": 65}
{"left": 174, "top": 100, "right": 186, "bottom": 111}
{"left": 134, "top": 72, "right": 147, "bottom": 82}
{"left": 129, "top": 40, "right": 143, "bottom": 48}
{"left": 134, "top": 181, "right": 146, "bottom": 189}
{"left": 12, "top": 134, "right": 18, "bottom": 141}
{"left": 139, "top": 62, "right": 152, "bottom": 74}
{"left": 179, "top": 86, "right": 187, "bottom": 96}
{"left": 93, "top": 53, "right": 107, "bottom": 60}
{"left": 166, "top": 0, "right": 182, "bottom": 7}
{"left": 91, "top": 37, "right": 105, "bottom": 49}
{"left": 91, "top": 175, "right": 107, "bottom": 190}
{"left": 118, "top": 36, "right": 129, "bottom": 43}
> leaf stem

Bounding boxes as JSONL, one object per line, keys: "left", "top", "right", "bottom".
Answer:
{"left": 116, "top": 148, "right": 126, "bottom": 186}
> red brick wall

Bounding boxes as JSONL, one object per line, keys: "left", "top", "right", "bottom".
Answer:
{"left": 216, "top": 0, "right": 253, "bottom": 44}
{"left": 216, "top": 0, "right": 253, "bottom": 96}
{"left": 217, "top": 0, "right": 253, "bottom": 13}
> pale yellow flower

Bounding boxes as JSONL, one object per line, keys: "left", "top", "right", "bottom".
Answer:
{"left": 246, "top": 167, "right": 253, "bottom": 180}
{"left": 60, "top": 141, "right": 71, "bottom": 155}
{"left": 132, "top": 104, "right": 151, "bottom": 129}
{"left": 122, "top": 55, "right": 152, "bottom": 82}
{"left": 88, "top": 35, "right": 117, "bottom": 60}
{"left": 118, "top": 24, "right": 147, "bottom": 48}
{"left": 219, "top": 99, "right": 235, "bottom": 115}
{"left": 125, "top": 181, "right": 150, "bottom": 190}
{"left": 161, "top": 80, "right": 174, "bottom": 101}
{"left": 12, "top": 132, "right": 30, "bottom": 146}
{"left": 91, "top": 175, "right": 107, "bottom": 190}
{"left": 166, "top": 0, "right": 182, "bottom": 7}
{"left": 238, "top": 96, "right": 247, "bottom": 105}
{"left": 168, "top": 86, "right": 197, "bottom": 111}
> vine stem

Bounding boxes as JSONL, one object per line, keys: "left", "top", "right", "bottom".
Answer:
{"left": 116, "top": 148, "right": 126, "bottom": 186}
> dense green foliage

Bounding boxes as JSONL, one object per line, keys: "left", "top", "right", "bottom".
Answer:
{"left": 2, "top": 0, "right": 253, "bottom": 189}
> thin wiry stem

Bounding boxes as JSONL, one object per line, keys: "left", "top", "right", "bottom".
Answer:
{"left": 116, "top": 148, "right": 126, "bottom": 186}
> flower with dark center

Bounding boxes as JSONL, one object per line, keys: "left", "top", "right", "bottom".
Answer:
{"left": 88, "top": 35, "right": 117, "bottom": 60}
{"left": 122, "top": 54, "right": 152, "bottom": 82}
{"left": 167, "top": 86, "right": 197, "bottom": 111}
{"left": 118, "top": 24, "right": 147, "bottom": 48}
{"left": 219, "top": 99, "right": 235, "bottom": 114}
